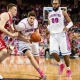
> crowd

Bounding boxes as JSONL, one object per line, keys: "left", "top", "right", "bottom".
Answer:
{"left": 0, "top": 3, "right": 80, "bottom": 57}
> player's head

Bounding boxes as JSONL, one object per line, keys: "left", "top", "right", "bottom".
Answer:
{"left": 52, "top": 0, "right": 60, "bottom": 11}
{"left": 27, "top": 11, "right": 36, "bottom": 26}
{"left": 7, "top": 3, "right": 17, "bottom": 17}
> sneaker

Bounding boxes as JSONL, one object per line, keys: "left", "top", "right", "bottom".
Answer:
{"left": 0, "top": 75, "right": 3, "bottom": 79}
{"left": 58, "top": 64, "right": 65, "bottom": 75}
{"left": 43, "top": 75, "right": 46, "bottom": 80}
{"left": 40, "top": 74, "right": 46, "bottom": 80}
{"left": 66, "top": 70, "right": 72, "bottom": 77}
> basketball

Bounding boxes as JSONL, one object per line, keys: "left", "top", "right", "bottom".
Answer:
{"left": 30, "top": 32, "right": 41, "bottom": 42}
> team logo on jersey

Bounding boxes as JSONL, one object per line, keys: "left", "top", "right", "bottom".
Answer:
{"left": 25, "top": 28, "right": 34, "bottom": 32}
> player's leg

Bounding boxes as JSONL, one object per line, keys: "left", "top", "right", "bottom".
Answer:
{"left": 0, "top": 38, "right": 9, "bottom": 79}
{"left": 50, "top": 34, "right": 60, "bottom": 59}
{"left": 23, "top": 49, "right": 46, "bottom": 79}
{"left": 17, "top": 42, "right": 46, "bottom": 79}
{"left": 34, "top": 56, "right": 39, "bottom": 64}
{"left": 0, "top": 48, "right": 7, "bottom": 62}
{"left": 31, "top": 42, "right": 39, "bottom": 64}
{"left": 50, "top": 34, "right": 65, "bottom": 74}
{"left": 0, "top": 47, "right": 13, "bottom": 79}
{"left": 0, "top": 38, "right": 10, "bottom": 62}
{"left": 60, "top": 32, "right": 72, "bottom": 77}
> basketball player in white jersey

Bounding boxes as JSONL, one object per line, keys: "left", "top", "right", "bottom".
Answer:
{"left": 47, "top": 0, "right": 73, "bottom": 77}
{"left": 15, "top": 11, "right": 39, "bottom": 64}
{"left": 14, "top": 11, "right": 46, "bottom": 80}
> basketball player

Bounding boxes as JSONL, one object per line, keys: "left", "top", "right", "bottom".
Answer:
{"left": 0, "top": 3, "right": 18, "bottom": 78}
{"left": 14, "top": 11, "right": 46, "bottom": 80}
{"left": 15, "top": 11, "right": 40, "bottom": 64}
{"left": 48, "top": 0, "right": 73, "bottom": 77}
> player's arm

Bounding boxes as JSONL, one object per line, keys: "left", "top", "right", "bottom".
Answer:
{"left": 47, "top": 19, "right": 50, "bottom": 34}
{"left": 18, "top": 32, "right": 30, "bottom": 43}
{"left": 0, "top": 13, "right": 18, "bottom": 37}
{"left": 62, "top": 11, "right": 73, "bottom": 31}
{"left": 9, "top": 23, "right": 15, "bottom": 33}
{"left": 15, "top": 22, "right": 30, "bottom": 43}
{"left": 34, "top": 28, "right": 40, "bottom": 33}
{"left": 46, "top": 12, "right": 50, "bottom": 35}
{"left": 46, "top": 20, "right": 50, "bottom": 39}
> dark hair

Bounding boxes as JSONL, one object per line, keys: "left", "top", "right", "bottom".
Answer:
{"left": 52, "top": 0, "right": 60, "bottom": 4}
{"left": 28, "top": 11, "right": 36, "bottom": 17}
{"left": 7, "top": 3, "right": 17, "bottom": 11}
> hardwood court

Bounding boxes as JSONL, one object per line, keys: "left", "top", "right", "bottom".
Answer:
{"left": 0, "top": 56, "right": 80, "bottom": 80}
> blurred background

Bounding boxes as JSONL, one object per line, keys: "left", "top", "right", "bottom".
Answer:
{"left": 1, "top": 0, "right": 80, "bottom": 58}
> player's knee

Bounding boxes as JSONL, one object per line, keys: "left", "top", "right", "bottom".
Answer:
{"left": 27, "top": 52, "right": 33, "bottom": 60}
{"left": 1, "top": 49, "right": 7, "bottom": 56}
{"left": 1, "top": 48, "right": 7, "bottom": 54}
{"left": 7, "top": 48, "right": 12, "bottom": 55}
{"left": 28, "top": 54, "right": 34, "bottom": 60}
{"left": 0, "top": 48, "right": 7, "bottom": 62}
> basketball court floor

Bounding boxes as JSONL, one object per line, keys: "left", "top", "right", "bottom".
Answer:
{"left": 0, "top": 55, "right": 80, "bottom": 80}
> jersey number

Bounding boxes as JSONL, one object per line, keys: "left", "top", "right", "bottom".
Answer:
{"left": 52, "top": 18, "right": 59, "bottom": 23}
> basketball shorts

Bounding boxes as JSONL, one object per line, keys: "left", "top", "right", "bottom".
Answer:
{"left": 50, "top": 32, "right": 71, "bottom": 55}
{"left": 17, "top": 41, "right": 39, "bottom": 56}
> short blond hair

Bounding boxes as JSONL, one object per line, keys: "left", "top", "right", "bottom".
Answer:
{"left": 7, "top": 3, "right": 17, "bottom": 11}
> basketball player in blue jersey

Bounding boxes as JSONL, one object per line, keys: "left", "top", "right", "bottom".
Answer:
{"left": 47, "top": 0, "right": 73, "bottom": 77}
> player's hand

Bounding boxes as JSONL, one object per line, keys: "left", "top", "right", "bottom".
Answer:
{"left": 63, "top": 27, "right": 69, "bottom": 32}
{"left": 11, "top": 32, "right": 19, "bottom": 37}
{"left": 26, "top": 39, "right": 30, "bottom": 43}
{"left": 34, "top": 28, "right": 39, "bottom": 33}
{"left": 25, "top": 38, "right": 32, "bottom": 43}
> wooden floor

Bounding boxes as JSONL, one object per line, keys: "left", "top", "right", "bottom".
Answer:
{"left": 0, "top": 56, "right": 80, "bottom": 80}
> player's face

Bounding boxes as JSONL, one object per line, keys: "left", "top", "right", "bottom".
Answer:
{"left": 28, "top": 16, "right": 35, "bottom": 25}
{"left": 52, "top": 0, "right": 60, "bottom": 11}
{"left": 11, "top": 6, "right": 17, "bottom": 17}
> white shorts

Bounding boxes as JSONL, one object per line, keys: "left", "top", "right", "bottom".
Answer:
{"left": 17, "top": 41, "right": 39, "bottom": 56}
{"left": 50, "top": 32, "right": 71, "bottom": 55}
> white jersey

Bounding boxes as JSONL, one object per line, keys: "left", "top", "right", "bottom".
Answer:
{"left": 15, "top": 18, "right": 38, "bottom": 37}
{"left": 14, "top": 18, "right": 39, "bottom": 56}
{"left": 48, "top": 9, "right": 65, "bottom": 34}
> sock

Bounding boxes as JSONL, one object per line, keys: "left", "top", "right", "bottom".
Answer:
{"left": 36, "top": 68, "right": 44, "bottom": 78}
{"left": 58, "top": 61, "right": 62, "bottom": 65}
{"left": 67, "top": 67, "right": 70, "bottom": 70}
{"left": 36, "top": 60, "right": 39, "bottom": 64}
